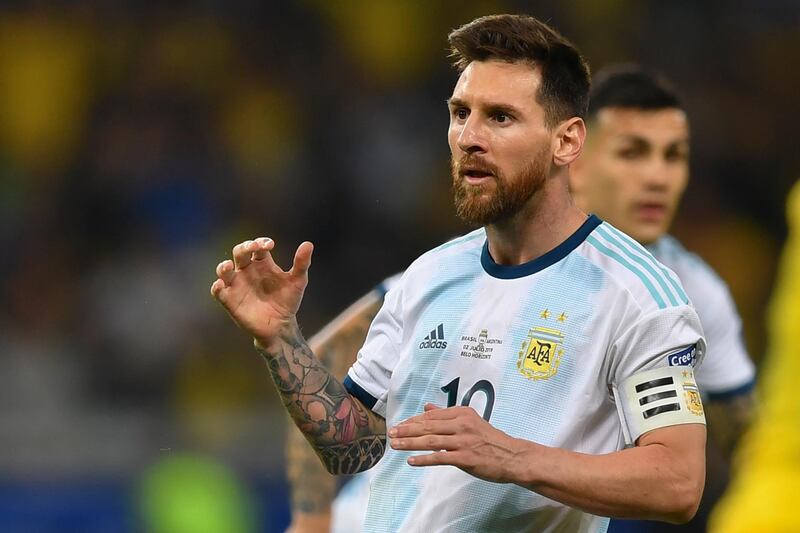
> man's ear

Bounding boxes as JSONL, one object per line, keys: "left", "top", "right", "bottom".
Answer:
{"left": 553, "top": 117, "right": 586, "bottom": 167}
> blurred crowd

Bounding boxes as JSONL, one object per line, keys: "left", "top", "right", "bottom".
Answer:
{"left": 0, "top": 1, "right": 797, "bottom": 531}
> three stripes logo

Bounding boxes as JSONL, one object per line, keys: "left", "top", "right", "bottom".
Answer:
{"left": 635, "top": 376, "right": 681, "bottom": 420}
{"left": 419, "top": 324, "right": 448, "bottom": 349}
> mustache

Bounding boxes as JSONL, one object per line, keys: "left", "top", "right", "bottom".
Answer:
{"left": 453, "top": 155, "right": 498, "bottom": 176}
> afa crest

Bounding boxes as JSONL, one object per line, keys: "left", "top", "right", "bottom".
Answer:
{"left": 682, "top": 380, "right": 704, "bottom": 416}
{"left": 517, "top": 327, "right": 565, "bottom": 381}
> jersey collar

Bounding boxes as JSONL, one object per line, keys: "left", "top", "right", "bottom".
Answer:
{"left": 480, "top": 214, "right": 602, "bottom": 279}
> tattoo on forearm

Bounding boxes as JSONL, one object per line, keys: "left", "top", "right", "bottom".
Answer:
{"left": 286, "top": 296, "right": 384, "bottom": 514}
{"left": 262, "top": 322, "right": 386, "bottom": 475}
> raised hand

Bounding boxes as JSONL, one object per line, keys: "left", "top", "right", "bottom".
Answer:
{"left": 388, "top": 403, "right": 521, "bottom": 483}
{"left": 211, "top": 237, "right": 314, "bottom": 348}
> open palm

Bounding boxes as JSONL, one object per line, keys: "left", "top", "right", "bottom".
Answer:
{"left": 211, "top": 237, "right": 313, "bottom": 346}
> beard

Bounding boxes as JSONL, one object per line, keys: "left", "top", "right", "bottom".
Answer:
{"left": 451, "top": 147, "right": 551, "bottom": 226}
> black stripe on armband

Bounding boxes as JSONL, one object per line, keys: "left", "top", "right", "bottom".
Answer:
{"left": 639, "top": 390, "right": 678, "bottom": 406}
{"left": 343, "top": 376, "right": 378, "bottom": 410}
{"left": 635, "top": 376, "right": 674, "bottom": 393}
{"left": 643, "top": 403, "right": 680, "bottom": 419}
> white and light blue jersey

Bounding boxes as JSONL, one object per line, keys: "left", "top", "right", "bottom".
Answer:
{"left": 344, "top": 215, "right": 705, "bottom": 533}
{"left": 648, "top": 235, "right": 755, "bottom": 398}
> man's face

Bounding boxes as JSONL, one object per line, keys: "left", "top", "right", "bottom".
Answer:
{"left": 448, "top": 60, "right": 554, "bottom": 226}
{"left": 571, "top": 107, "right": 689, "bottom": 244}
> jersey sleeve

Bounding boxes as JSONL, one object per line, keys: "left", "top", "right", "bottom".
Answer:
{"left": 344, "top": 278, "right": 404, "bottom": 418}
{"left": 691, "top": 280, "right": 756, "bottom": 399}
{"left": 375, "top": 272, "right": 404, "bottom": 298}
{"left": 609, "top": 305, "right": 707, "bottom": 445}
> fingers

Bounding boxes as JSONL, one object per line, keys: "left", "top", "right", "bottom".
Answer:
{"left": 391, "top": 434, "right": 458, "bottom": 452}
{"left": 424, "top": 402, "right": 443, "bottom": 412}
{"left": 233, "top": 238, "right": 277, "bottom": 270}
{"left": 290, "top": 241, "right": 314, "bottom": 278}
{"left": 390, "top": 419, "right": 460, "bottom": 438}
{"left": 407, "top": 450, "right": 463, "bottom": 467}
{"left": 232, "top": 240, "right": 256, "bottom": 270}
{"left": 217, "top": 237, "right": 307, "bottom": 292}
{"left": 216, "top": 260, "right": 235, "bottom": 285}
{"left": 210, "top": 278, "right": 226, "bottom": 299}
{"left": 251, "top": 237, "right": 274, "bottom": 261}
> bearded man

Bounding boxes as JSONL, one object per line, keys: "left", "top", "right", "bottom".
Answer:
{"left": 212, "top": 14, "right": 707, "bottom": 533}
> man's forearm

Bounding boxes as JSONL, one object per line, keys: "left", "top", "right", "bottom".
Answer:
{"left": 285, "top": 291, "right": 384, "bottom": 522}
{"left": 508, "top": 424, "right": 706, "bottom": 523}
{"left": 259, "top": 320, "right": 386, "bottom": 475}
{"left": 706, "top": 391, "right": 756, "bottom": 459}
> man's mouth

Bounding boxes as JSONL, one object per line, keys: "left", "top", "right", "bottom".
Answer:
{"left": 634, "top": 202, "right": 668, "bottom": 222}
{"left": 460, "top": 167, "right": 495, "bottom": 185}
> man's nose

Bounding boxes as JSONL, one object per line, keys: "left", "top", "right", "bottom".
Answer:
{"left": 456, "top": 118, "right": 488, "bottom": 154}
{"left": 641, "top": 158, "right": 671, "bottom": 189}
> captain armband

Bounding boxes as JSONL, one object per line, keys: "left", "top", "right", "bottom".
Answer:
{"left": 614, "top": 366, "right": 706, "bottom": 445}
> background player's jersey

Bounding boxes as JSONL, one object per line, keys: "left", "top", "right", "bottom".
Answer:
{"left": 647, "top": 236, "right": 755, "bottom": 397}
{"left": 345, "top": 215, "right": 705, "bottom": 533}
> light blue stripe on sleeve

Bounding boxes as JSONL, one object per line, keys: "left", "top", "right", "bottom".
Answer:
{"left": 586, "top": 235, "right": 667, "bottom": 309}
{"left": 603, "top": 224, "right": 689, "bottom": 304}
{"left": 595, "top": 225, "right": 679, "bottom": 306}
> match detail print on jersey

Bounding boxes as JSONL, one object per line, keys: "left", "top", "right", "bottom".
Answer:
{"left": 615, "top": 364, "right": 706, "bottom": 444}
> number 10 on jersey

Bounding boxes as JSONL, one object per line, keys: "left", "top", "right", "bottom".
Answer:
{"left": 441, "top": 377, "right": 496, "bottom": 421}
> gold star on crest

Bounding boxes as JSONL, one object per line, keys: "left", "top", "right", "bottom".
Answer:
{"left": 540, "top": 309, "right": 550, "bottom": 319}
{"left": 682, "top": 370, "right": 690, "bottom": 378}
{"left": 557, "top": 312, "right": 568, "bottom": 322}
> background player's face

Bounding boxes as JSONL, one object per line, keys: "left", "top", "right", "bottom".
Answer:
{"left": 570, "top": 108, "right": 689, "bottom": 244}
{"left": 448, "top": 60, "right": 554, "bottom": 225}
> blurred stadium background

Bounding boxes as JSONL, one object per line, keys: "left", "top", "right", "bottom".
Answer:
{"left": 0, "top": 1, "right": 797, "bottom": 531}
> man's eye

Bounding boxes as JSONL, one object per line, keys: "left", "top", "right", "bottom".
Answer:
{"left": 494, "top": 112, "right": 510, "bottom": 123}
{"left": 665, "top": 150, "right": 688, "bottom": 162}
{"left": 455, "top": 108, "right": 469, "bottom": 120}
{"left": 617, "top": 148, "right": 644, "bottom": 160}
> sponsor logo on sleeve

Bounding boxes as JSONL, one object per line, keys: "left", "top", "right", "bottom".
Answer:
{"left": 667, "top": 344, "right": 697, "bottom": 367}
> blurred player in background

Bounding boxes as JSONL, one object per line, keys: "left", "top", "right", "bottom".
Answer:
{"left": 708, "top": 180, "right": 800, "bottom": 533}
{"left": 285, "top": 64, "right": 755, "bottom": 533}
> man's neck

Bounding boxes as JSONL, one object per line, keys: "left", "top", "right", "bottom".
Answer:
{"left": 485, "top": 179, "right": 588, "bottom": 266}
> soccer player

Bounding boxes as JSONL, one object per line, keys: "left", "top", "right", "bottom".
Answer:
{"left": 287, "top": 65, "right": 755, "bottom": 533}
{"left": 212, "top": 15, "right": 707, "bottom": 532}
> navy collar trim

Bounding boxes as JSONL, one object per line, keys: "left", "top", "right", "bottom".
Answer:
{"left": 480, "top": 214, "right": 602, "bottom": 279}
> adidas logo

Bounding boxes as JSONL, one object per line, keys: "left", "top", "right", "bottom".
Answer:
{"left": 419, "top": 323, "right": 448, "bottom": 349}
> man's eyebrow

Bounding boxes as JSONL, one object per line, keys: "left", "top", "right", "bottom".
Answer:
{"left": 484, "top": 102, "right": 523, "bottom": 115}
{"left": 615, "top": 134, "right": 649, "bottom": 145}
{"left": 446, "top": 98, "right": 523, "bottom": 114}
{"left": 614, "top": 134, "right": 689, "bottom": 146}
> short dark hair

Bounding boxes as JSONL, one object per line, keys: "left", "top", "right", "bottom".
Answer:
{"left": 588, "top": 64, "right": 682, "bottom": 119}
{"left": 448, "top": 14, "right": 591, "bottom": 128}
